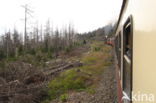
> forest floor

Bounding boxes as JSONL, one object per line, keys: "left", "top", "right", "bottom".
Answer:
{"left": 0, "top": 40, "right": 117, "bottom": 103}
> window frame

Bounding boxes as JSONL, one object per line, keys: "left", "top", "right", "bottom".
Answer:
{"left": 122, "top": 15, "right": 133, "bottom": 102}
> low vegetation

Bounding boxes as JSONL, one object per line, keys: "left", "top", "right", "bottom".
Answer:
{"left": 42, "top": 41, "right": 112, "bottom": 102}
{"left": 60, "top": 93, "right": 68, "bottom": 102}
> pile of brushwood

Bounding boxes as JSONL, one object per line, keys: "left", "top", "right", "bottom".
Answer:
{"left": 0, "top": 60, "right": 82, "bottom": 103}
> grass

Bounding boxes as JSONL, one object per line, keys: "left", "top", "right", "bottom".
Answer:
{"left": 86, "top": 87, "right": 96, "bottom": 94}
{"left": 43, "top": 41, "right": 113, "bottom": 102}
{"left": 48, "top": 69, "right": 88, "bottom": 100}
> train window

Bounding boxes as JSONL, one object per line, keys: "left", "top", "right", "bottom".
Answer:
{"left": 125, "top": 22, "right": 132, "bottom": 59}
{"left": 118, "top": 32, "right": 121, "bottom": 68}
{"left": 122, "top": 16, "right": 133, "bottom": 101}
{"left": 115, "top": 37, "right": 118, "bottom": 57}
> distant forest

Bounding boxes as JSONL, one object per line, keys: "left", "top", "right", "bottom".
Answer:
{"left": 0, "top": 21, "right": 115, "bottom": 61}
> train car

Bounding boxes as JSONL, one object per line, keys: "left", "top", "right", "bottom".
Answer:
{"left": 105, "top": 37, "right": 114, "bottom": 46}
{"left": 114, "top": 0, "right": 156, "bottom": 103}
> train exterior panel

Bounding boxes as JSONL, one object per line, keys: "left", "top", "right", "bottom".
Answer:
{"left": 115, "top": 0, "right": 156, "bottom": 103}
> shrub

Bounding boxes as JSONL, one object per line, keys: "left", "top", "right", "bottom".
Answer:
{"left": 60, "top": 93, "right": 68, "bottom": 102}
{"left": 65, "top": 46, "right": 71, "bottom": 53}
{"left": 93, "top": 47, "right": 101, "bottom": 51}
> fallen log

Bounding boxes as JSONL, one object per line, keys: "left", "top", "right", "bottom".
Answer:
{"left": 44, "top": 61, "right": 83, "bottom": 76}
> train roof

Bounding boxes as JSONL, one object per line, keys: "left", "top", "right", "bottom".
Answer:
{"left": 114, "top": 0, "right": 127, "bottom": 34}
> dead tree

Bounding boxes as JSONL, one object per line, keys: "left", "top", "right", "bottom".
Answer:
{"left": 21, "top": 4, "right": 33, "bottom": 51}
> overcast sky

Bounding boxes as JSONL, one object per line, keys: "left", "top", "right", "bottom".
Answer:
{"left": 0, "top": 0, "right": 122, "bottom": 34}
